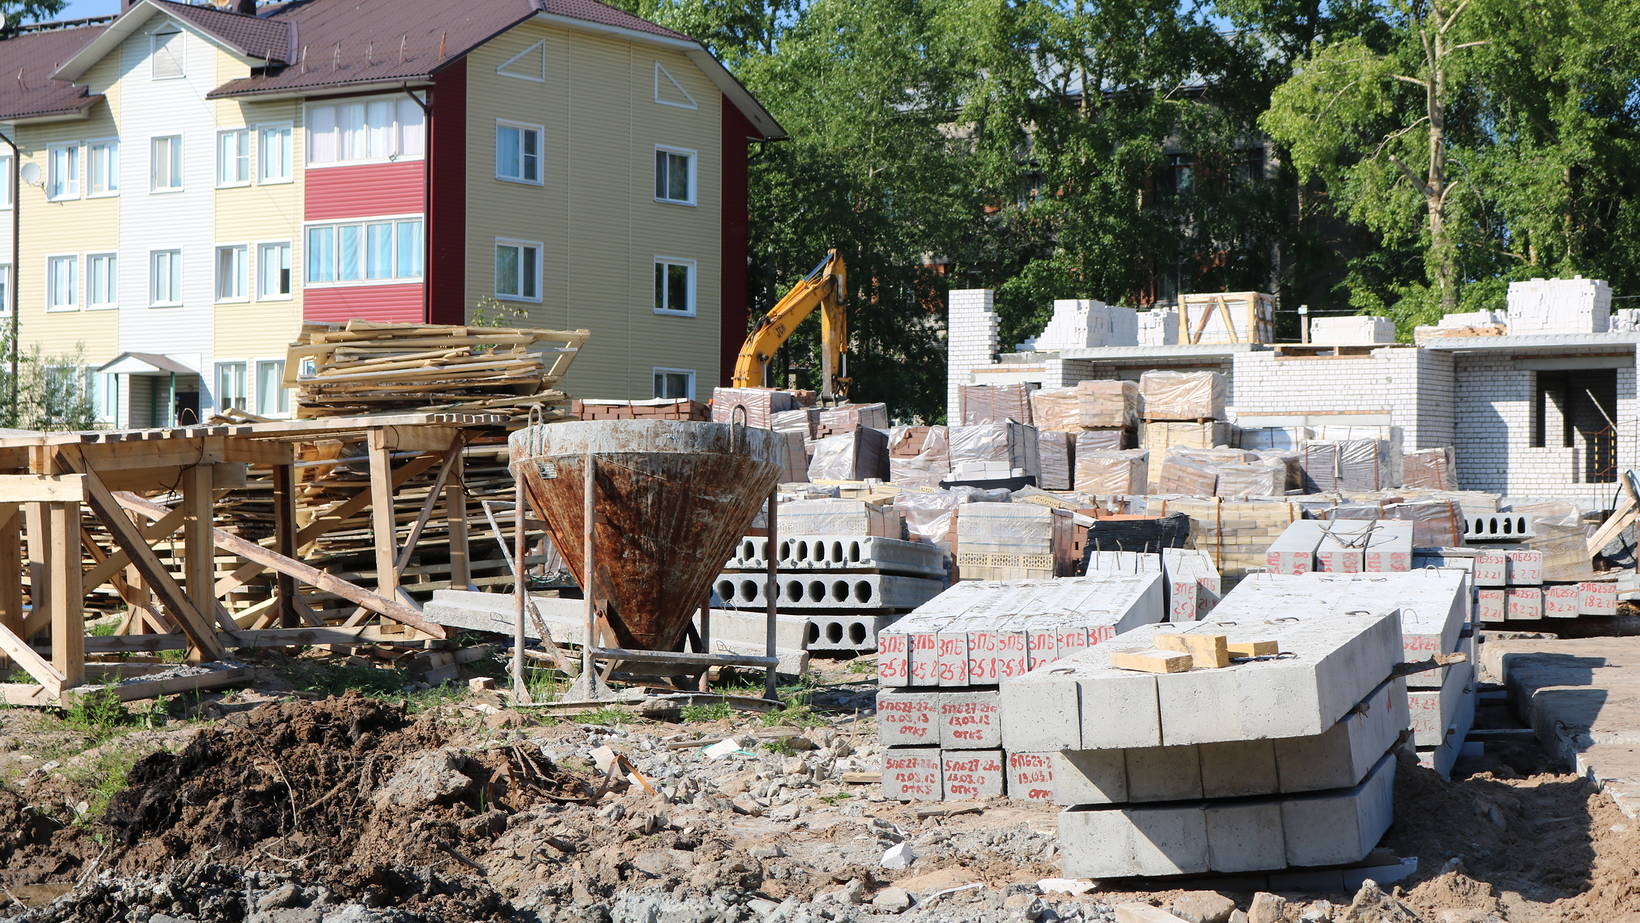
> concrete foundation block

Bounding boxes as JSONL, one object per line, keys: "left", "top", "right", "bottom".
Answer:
{"left": 1476, "top": 589, "right": 1506, "bottom": 623}
{"left": 1279, "top": 751, "right": 1396, "bottom": 867}
{"left": 938, "top": 690, "right": 1003, "bottom": 748}
{"left": 1506, "top": 587, "right": 1543, "bottom": 620}
{"left": 1315, "top": 520, "right": 1372, "bottom": 573}
{"left": 882, "top": 747, "right": 942, "bottom": 801}
{"left": 1409, "top": 627, "right": 1472, "bottom": 690}
{"left": 877, "top": 632, "right": 910, "bottom": 687}
{"left": 1051, "top": 748, "right": 1128, "bottom": 805}
{"left": 1266, "top": 520, "right": 1324, "bottom": 575}
{"left": 875, "top": 690, "right": 941, "bottom": 746}
{"left": 1126, "top": 745, "right": 1205, "bottom": 802}
{"left": 1199, "top": 739, "right": 1280, "bottom": 799}
{"left": 1505, "top": 549, "right": 1544, "bottom": 585}
{"left": 1473, "top": 551, "right": 1506, "bottom": 587}
{"left": 1273, "top": 678, "right": 1407, "bottom": 792}
{"left": 1410, "top": 661, "right": 1476, "bottom": 748}
{"left": 1362, "top": 522, "right": 1413, "bottom": 573}
{"left": 942, "top": 749, "right": 1005, "bottom": 800}
{"left": 1416, "top": 679, "right": 1477, "bottom": 780}
{"left": 1206, "top": 799, "right": 1287, "bottom": 873}
{"left": 1060, "top": 803, "right": 1211, "bottom": 878}
{"left": 721, "top": 534, "right": 948, "bottom": 578}
{"left": 1580, "top": 580, "right": 1618, "bottom": 616}
{"left": 1006, "top": 751, "right": 1057, "bottom": 802}
{"left": 1544, "top": 584, "right": 1580, "bottom": 619}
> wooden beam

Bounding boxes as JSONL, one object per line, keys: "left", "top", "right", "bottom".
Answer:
{"left": 0, "top": 620, "right": 65, "bottom": 694}
{"left": 367, "top": 431, "right": 399, "bottom": 600}
{"left": 371, "top": 425, "right": 462, "bottom": 453}
{"left": 221, "top": 439, "right": 294, "bottom": 467}
{"left": 77, "top": 440, "right": 226, "bottom": 472}
{"left": 181, "top": 465, "right": 217, "bottom": 637}
{"left": 113, "top": 493, "right": 447, "bottom": 639}
{"left": 67, "top": 458, "right": 228, "bottom": 661}
{"left": 47, "top": 503, "right": 83, "bottom": 687}
{"left": 394, "top": 441, "right": 461, "bottom": 573}
{"left": 0, "top": 475, "right": 85, "bottom": 503}
{"left": 0, "top": 504, "right": 20, "bottom": 635}
{"left": 273, "top": 464, "right": 299, "bottom": 629}
{"left": 57, "top": 667, "right": 251, "bottom": 704}
{"left": 22, "top": 502, "right": 46, "bottom": 638}
{"left": 446, "top": 445, "right": 470, "bottom": 591}
{"left": 81, "top": 505, "right": 187, "bottom": 591}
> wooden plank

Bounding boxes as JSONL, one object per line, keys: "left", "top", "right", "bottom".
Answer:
{"left": 0, "top": 621, "right": 65, "bottom": 693}
{"left": 182, "top": 465, "right": 217, "bottom": 634}
{"left": 446, "top": 446, "right": 470, "bottom": 591}
{"left": 0, "top": 475, "right": 85, "bottom": 503}
{"left": 0, "top": 504, "right": 20, "bottom": 635}
{"left": 23, "top": 502, "right": 46, "bottom": 638}
{"left": 1109, "top": 650, "right": 1193, "bottom": 673}
{"left": 371, "top": 425, "right": 462, "bottom": 453}
{"left": 82, "top": 505, "right": 187, "bottom": 591}
{"left": 367, "top": 432, "right": 399, "bottom": 599}
{"left": 78, "top": 625, "right": 447, "bottom": 653}
{"left": 68, "top": 458, "right": 228, "bottom": 661}
{"left": 60, "top": 667, "right": 251, "bottom": 704}
{"left": 113, "top": 493, "right": 447, "bottom": 639}
{"left": 221, "top": 439, "right": 295, "bottom": 467}
{"left": 589, "top": 648, "right": 780, "bottom": 668}
{"left": 77, "top": 440, "right": 226, "bottom": 472}
{"left": 273, "top": 464, "right": 299, "bottom": 628}
{"left": 47, "top": 503, "right": 84, "bottom": 687}
{"left": 0, "top": 683, "right": 59, "bottom": 706}
{"left": 395, "top": 441, "right": 461, "bottom": 572}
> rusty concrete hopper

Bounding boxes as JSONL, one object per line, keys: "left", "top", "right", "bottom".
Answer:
{"left": 508, "top": 420, "right": 786, "bottom": 652}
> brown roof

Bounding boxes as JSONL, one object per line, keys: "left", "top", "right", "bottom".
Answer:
{"left": 207, "top": 0, "right": 692, "bottom": 98}
{"left": 0, "top": 24, "right": 107, "bottom": 122}
{"left": 154, "top": 0, "right": 292, "bottom": 63}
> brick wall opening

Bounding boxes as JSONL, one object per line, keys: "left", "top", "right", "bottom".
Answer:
{"left": 1532, "top": 369, "right": 1618, "bottom": 483}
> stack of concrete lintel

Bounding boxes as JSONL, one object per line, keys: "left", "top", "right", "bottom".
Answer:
{"left": 1265, "top": 519, "right": 1414, "bottom": 575}
{"left": 876, "top": 574, "right": 1164, "bottom": 803}
{"left": 1084, "top": 549, "right": 1222, "bottom": 623}
{"left": 999, "top": 611, "right": 1405, "bottom": 878}
{"left": 1215, "top": 570, "right": 1476, "bottom": 778}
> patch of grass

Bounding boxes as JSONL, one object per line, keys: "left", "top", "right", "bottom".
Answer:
{"left": 404, "top": 682, "right": 468, "bottom": 714}
{"left": 292, "top": 662, "right": 411, "bottom": 699}
{"left": 61, "top": 748, "right": 145, "bottom": 826}
{"left": 761, "top": 738, "right": 797, "bottom": 756}
{"left": 525, "top": 667, "right": 561, "bottom": 703}
{"left": 846, "top": 658, "right": 877, "bottom": 675}
{"left": 63, "top": 689, "right": 134, "bottom": 743}
{"left": 88, "top": 620, "right": 121, "bottom": 637}
{"left": 679, "top": 702, "right": 732, "bottom": 723}
{"left": 818, "top": 792, "right": 850, "bottom": 805}
{"left": 4, "top": 668, "right": 34, "bottom": 684}
{"left": 159, "top": 649, "right": 188, "bottom": 664}
{"left": 571, "top": 706, "right": 631, "bottom": 726}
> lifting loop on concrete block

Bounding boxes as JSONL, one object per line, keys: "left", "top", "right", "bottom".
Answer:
{"left": 526, "top": 403, "right": 546, "bottom": 458}
{"left": 730, "top": 404, "right": 748, "bottom": 454}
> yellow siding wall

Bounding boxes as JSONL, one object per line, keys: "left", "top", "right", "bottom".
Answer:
{"left": 465, "top": 23, "right": 724, "bottom": 400}
{"left": 15, "top": 53, "right": 122, "bottom": 362}
{"left": 211, "top": 49, "right": 303, "bottom": 368}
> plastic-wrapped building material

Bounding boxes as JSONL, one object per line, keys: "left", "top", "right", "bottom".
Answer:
{"left": 1030, "top": 380, "right": 1141, "bottom": 430}
{"left": 771, "top": 408, "right": 818, "bottom": 438}
{"left": 889, "top": 426, "right": 951, "bottom": 489}
{"left": 1383, "top": 499, "right": 1463, "bottom": 548}
{"left": 710, "top": 387, "right": 797, "bottom": 428}
{"left": 1082, "top": 512, "right": 1189, "bottom": 559}
{"left": 1237, "top": 425, "right": 1311, "bottom": 451}
{"left": 895, "top": 490, "right": 959, "bottom": 554}
{"left": 780, "top": 499, "right": 902, "bottom": 538}
{"left": 1302, "top": 440, "right": 1389, "bottom": 492}
{"left": 1139, "top": 370, "right": 1227, "bottom": 420}
{"left": 1074, "top": 429, "right": 1130, "bottom": 453}
{"left": 1313, "top": 425, "right": 1403, "bottom": 486}
{"left": 1215, "top": 461, "right": 1286, "bottom": 499}
{"left": 807, "top": 428, "right": 890, "bottom": 482}
{"left": 1140, "top": 421, "right": 1231, "bottom": 455}
{"left": 1251, "top": 449, "right": 1303, "bottom": 490}
{"left": 775, "top": 429, "right": 809, "bottom": 483}
{"left": 1172, "top": 447, "right": 1256, "bottom": 465}
{"left": 1403, "top": 447, "right": 1456, "bottom": 491}
{"left": 958, "top": 384, "right": 1036, "bottom": 424}
{"left": 817, "top": 402, "right": 890, "bottom": 432}
{"left": 954, "top": 502, "right": 1076, "bottom": 580}
{"left": 1038, "top": 430, "right": 1074, "bottom": 490}
{"left": 1074, "top": 449, "right": 1149, "bottom": 495}
{"left": 948, "top": 422, "right": 1040, "bottom": 479}
{"left": 1159, "top": 452, "right": 1220, "bottom": 495}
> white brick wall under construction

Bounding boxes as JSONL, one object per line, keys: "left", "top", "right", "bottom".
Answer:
{"left": 947, "top": 289, "right": 1001, "bottom": 421}
{"left": 1228, "top": 348, "right": 1455, "bottom": 449}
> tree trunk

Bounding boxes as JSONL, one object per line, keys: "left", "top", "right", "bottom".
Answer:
{"left": 1426, "top": 8, "right": 1459, "bottom": 314}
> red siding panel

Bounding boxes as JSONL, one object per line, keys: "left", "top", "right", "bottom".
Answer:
{"left": 720, "top": 97, "right": 753, "bottom": 386}
{"left": 305, "top": 161, "right": 426, "bottom": 221}
{"left": 304, "top": 284, "right": 425, "bottom": 323}
{"left": 426, "top": 60, "right": 468, "bottom": 325}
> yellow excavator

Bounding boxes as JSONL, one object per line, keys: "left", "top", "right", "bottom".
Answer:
{"left": 730, "top": 249, "right": 849, "bottom": 402}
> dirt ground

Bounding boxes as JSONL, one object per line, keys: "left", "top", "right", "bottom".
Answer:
{"left": 0, "top": 656, "right": 1634, "bottom": 923}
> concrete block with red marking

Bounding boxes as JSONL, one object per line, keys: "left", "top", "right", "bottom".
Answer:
{"left": 942, "top": 749, "right": 1005, "bottom": 800}
{"left": 1362, "top": 521, "right": 1413, "bottom": 573}
{"left": 1506, "top": 586, "right": 1543, "bottom": 620}
{"left": 877, "top": 632, "right": 910, "bottom": 687}
{"left": 1266, "top": 520, "right": 1325, "bottom": 575}
{"left": 875, "top": 690, "right": 940, "bottom": 746}
{"left": 1505, "top": 549, "right": 1544, "bottom": 586}
{"left": 1544, "top": 583, "right": 1581, "bottom": 619}
{"left": 1006, "top": 751, "right": 1056, "bottom": 802}
{"left": 1473, "top": 551, "right": 1507, "bottom": 588}
{"left": 882, "top": 747, "right": 942, "bottom": 801}
{"left": 1580, "top": 580, "right": 1618, "bottom": 616}
{"left": 1315, "top": 520, "right": 1372, "bottom": 574}
{"left": 938, "top": 691, "right": 1003, "bottom": 748}
{"left": 935, "top": 629, "right": 970, "bottom": 687}
{"left": 1476, "top": 588, "right": 1506, "bottom": 622}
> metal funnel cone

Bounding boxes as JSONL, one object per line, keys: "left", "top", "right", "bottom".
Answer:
{"left": 508, "top": 420, "right": 786, "bottom": 652}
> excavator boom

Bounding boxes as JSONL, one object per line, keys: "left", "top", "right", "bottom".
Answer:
{"left": 730, "top": 250, "right": 849, "bottom": 401}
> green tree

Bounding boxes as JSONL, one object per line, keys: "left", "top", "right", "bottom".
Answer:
{"left": 1, "top": 0, "right": 66, "bottom": 31}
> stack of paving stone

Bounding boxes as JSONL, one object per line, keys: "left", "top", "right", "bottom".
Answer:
{"left": 999, "top": 611, "right": 1405, "bottom": 878}
{"left": 1265, "top": 519, "right": 1414, "bottom": 575}
{"left": 1216, "top": 570, "right": 1476, "bottom": 778}
{"left": 715, "top": 534, "right": 946, "bottom": 652}
{"left": 954, "top": 502, "right": 1078, "bottom": 580}
{"left": 876, "top": 574, "right": 1164, "bottom": 801}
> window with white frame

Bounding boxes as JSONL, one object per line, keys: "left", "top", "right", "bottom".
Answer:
{"left": 215, "top": 245, "right": 248, "bottom": 301}
{"left": 653, "top": 368, "right": 695, "bottom": 400}
{"left": 0, "top": 154, "right": 11, "bottom": 208}
{"left": 217, "top": 129, "right": 251, "bottom": 187}
{"left": 257, "top": 242, "right": 291, "bottom": 298}
{"left": 258, "top": 125, "right": 291, "bottom": 183}
{"left": 86, "top": 367, "right": 116, "bottom": 424}
{"left": 46, "top": 255, "right": 76, "bottom": 311}
{"left": 88, "top": 141, "right": 118, "bottom": 196}
{"left": 87, "top": 253, "right": 117, "bottom": 309}
{"left": 654, "top": 147, "right": 694, "bottom": 204}
{"left": 151, "top": 135, "right": 182, "bottom": 191}
{"left": 255, "top": 359, "right": 289, "bottom": 416}
{"left": 304, "top": 218, "right": 423, "bottom": 285}
{"left": 496, "top": 121, "right": 543, "bottom": 184}
{"left": 47, "top": 145, "right": 79, "bottom": 200}
{"left": 306, "top": 97, "right": 424, "bottom": 166}
{"left": 152, "top": 27, "right": 184, "bottom": 79}
{"left": 150, "top": 249, "right": 181, "bottom": 306}
{"left": 494, "top": 240, "right": 541, "bottom": 301}
{"left": 215, "top": 361, "right": 248, "bottom": 411}
{"left": 653, "top": 257, "right": 695, "bottom": 315}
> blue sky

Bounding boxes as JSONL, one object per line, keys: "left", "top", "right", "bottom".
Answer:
{"left": 51, "top": 0, "right": 119, "bottom": 20}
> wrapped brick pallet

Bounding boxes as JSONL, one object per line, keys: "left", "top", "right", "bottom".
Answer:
{"left": 890, "top": 426, "right": 952, "bottom": 489}
{"left": 1030, "top": 380, "right": 1140, "bottom": 430}
{"left": 1145, "top": 497, "right": 1302, "bottom": 577}
{"left": 948, "top": 422, "right": 1040, "bottom": 481}
{"left": 1403, "top": 447, "right": 1457, "bottom": 491}
{"left": 771, "top": 408, "right": 819, "bottom": 438}
{"left": 808, "top": 428, "right": 890, "bottom": 482}
{"left": 1383, "top": 499, "right": 1464, "bottom": 548}
{"left": 817, "top": 402, "right": 890, "bottom": 434}
{"left": 1139, "top": 370, "right": 1227, "bottom": 421}
{"left": 780, "top": 498, "right": 902, "bottom": 538}
{"left": 1302, "top": 440, "right": 1389, "bottom": 492}
{"left": 1140, "top": 421, "right": 1231, "bottom": 457}
{"left": 1215, "top": 461, "right": 1286, "bottom": 499}
{"left": 1038, "top": 430, "right": 1074, "bottom": 490}
{"left": 1074, "top": 428, "right": 1130, "bottom": 452}
{"left": 711, "top": 387, "right": 797, "bottom": 428}
{"left": 958, "top": 384, "right": 1036, "bottom": 425}
{"left": 1159, "top": 453, "right": 1220, "bottom": 496}
{"left": 1075, "top": 449, "right": 1148, "bottom": 495}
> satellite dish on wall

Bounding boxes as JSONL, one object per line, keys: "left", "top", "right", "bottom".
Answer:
{"left": 19, "top": 162, "right": 40, "bottom": 186}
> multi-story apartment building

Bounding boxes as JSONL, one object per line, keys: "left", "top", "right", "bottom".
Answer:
{"left": 0, "top": 0, "right": 782, "bottom": 426}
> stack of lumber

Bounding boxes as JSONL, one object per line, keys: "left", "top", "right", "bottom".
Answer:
{"left": 288, "top": 322, "right": 588, "bottom": 421}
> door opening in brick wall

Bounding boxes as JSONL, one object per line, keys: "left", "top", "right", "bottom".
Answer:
{"left": 1532, "top": 368, "right": 1618, "bottom": 483}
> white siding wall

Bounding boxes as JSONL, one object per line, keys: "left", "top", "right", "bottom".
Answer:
{"left": 116, "top": 20, "right": 218, "bottom": 418}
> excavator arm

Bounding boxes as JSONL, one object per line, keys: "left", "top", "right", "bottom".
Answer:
{"left": 731, "top": 250, "right": 849, "bottom": 401}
